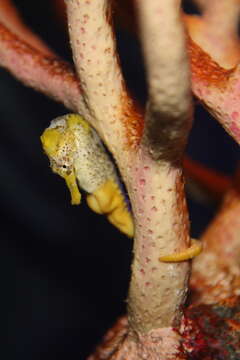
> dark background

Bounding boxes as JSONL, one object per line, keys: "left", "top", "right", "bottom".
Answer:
{"left": 3, "top": 1, "right": 240, "bottom": 359}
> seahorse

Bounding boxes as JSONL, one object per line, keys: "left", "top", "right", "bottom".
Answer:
{"left": 40, "top": 113, "right": 134, "bottom": 237}
{"left": 41, "top": 113, "right": 202, "bottom": 261}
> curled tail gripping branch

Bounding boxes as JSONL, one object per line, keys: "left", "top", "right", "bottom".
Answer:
{"left": 159, "top": 238, "right": 202, "bottom": 262}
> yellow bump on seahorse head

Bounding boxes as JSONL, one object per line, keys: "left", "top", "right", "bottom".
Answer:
{"left": 159, "top": 238, "right": 202, "bottom": 262}
{"left": 86, "top": 179, "right": 134, "bottom": 237}
{"left": 65, "top": 114, "right": 90, "bottom": 133}
{"left": 40, "top": 128, "right": 62, "bottom": 158}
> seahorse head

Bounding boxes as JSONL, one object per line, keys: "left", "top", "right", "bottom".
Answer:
{"left": 40, "top": 114, "right": 88, "bottom": 205}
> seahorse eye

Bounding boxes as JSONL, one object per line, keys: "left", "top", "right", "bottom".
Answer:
{"left": 60, "top": 164, "right": 73, "bottom": 176}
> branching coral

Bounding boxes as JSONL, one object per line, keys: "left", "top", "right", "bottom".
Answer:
{"left": 0, "top": 0, "right": 54, "bottom": 56}
{"left": 2, "top": 0, "right": 240, "bottom": 359}
{"left": 185, "top": 0, "right": 240, "bottom": 69}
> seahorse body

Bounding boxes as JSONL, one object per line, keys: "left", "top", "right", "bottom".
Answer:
{"left": 41, "top": 114, "right": 134, "bottom": 237}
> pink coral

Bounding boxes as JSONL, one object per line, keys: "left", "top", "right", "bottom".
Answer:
{"left": 2, "top": 0, "right": 240, "bottom": 358}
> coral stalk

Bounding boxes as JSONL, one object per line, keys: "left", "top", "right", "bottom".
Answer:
{"left": 3, "top": 0, "right": 240, "bottom": 358}
{"left": 66, "top": 1, "right": 193, "bottom": 354}
{"left": 128, "top": 152, "right": 190, "bottom": 333}
{"left": 126, "top": 0, "right": 192, "bottom": 336}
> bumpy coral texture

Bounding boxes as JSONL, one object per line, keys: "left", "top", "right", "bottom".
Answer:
{"left": 181, "top": 299, "right": 240, "bottom": 360}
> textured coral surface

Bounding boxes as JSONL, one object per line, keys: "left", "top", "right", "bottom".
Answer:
{"left": 3, "top": 1, "right": 240, "bottom": 359}
{"left": 88, "top": 298, "right": 240, "bottom": 360}
{"left": 181, "top": 298, "right": 240, "bottom": 360}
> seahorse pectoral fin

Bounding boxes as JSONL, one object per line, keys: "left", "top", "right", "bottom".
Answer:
{"left": 159, "top": 238, "right": 202, "bottom": 262}
{"left": 86, "top": 179, "right": 134, "bottom": 237}
{"left": 64, "top": 172, "right": 81, "bottom": 205}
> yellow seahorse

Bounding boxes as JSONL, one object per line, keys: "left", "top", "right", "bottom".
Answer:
{"left": 41, "top": 114, "right": 134, "bottom": 237}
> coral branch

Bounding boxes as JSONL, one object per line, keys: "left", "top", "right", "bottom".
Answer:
{"left": 185, "top": 0, "right": 240, "bottom": 69}
{"left": 2, "top": 3, "right": 240, "bottom": 153}
{"left": 126, "top": 0, "right": 192, "bottom": 337}
{"left": 183, "top": 157, "right": 232, "bottom": 201}
{"left": 136, "top": 0, "right": 192, "bottom": 160}
{"left": 188, "top": 39, "right": 240, "bottom": 145}
{"left": 0, "top": 22, "right": 83, "bottom": 112}
{"left": 0, "top": 0, "right": 54, "bottom": 56}
{"left": 65, "top": 0, "right": 142, "bottom": 155}
{"left": 128, "top": 154, "right": 191, "bottom": 333}
{"left": 4, "top": 0, "right": 240, "bottom": 357}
